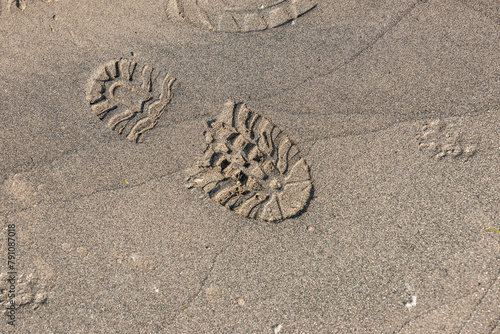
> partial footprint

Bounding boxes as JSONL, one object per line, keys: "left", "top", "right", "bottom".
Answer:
{"left": 0, "top": 272, "right": 49, "bottom": 314}
{"left": 86, "top": 59, "right": 176, "bottom": 142}
{"left": 1, "top": 173, "right": 42, "bottom": 211}
{"left": 416, "top": 118, "right": 478, "bottom": 160}
{"left": 166, "top": 0, "right": 317, "bottom": 32}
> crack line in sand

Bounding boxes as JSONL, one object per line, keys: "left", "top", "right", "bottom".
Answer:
{"left": 303, "top": 109, "right": 492, "bottom": 149}
{"left": 452, "top": 0, "right": 500, "bottom": 25}
{"left": 4, "top": 148, "right": 77, "bottom": 178}
{"left": 457, "top": 273, "right": 500, "bottom": 334}
{"left": 1, "top": 168, "right": 184, "bottom": 217}
{"left": 167, "top": 223, "right": 246, "bottom": 326}
{"left": 304, "top": 118, "right": 417, "bottom": 151}
{"left": 4, "top": 102, "right": 491, "bottom": 183}
{"left": 488, "top": 319, "right": 499, "bottom": 334}
{"left": 279, "top": 101, "right": 495, "bottom": 118}
{"left": 392, "top": 279, "right": 498, "bottom": 333}
{"left": 254, "top": 0, "right": 430, "bottom": 104}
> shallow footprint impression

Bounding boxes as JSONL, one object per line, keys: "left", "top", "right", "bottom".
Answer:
{"left": 86, "top": 59, "right": 176, "bottom": 143}
{"left": 166, "top": 0, "right": 317, "bottom": 32}
{"left": 187, "top": 100, "right": 313, "bottom": 222}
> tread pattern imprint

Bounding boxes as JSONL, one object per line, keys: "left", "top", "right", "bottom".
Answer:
{"left": 166, "top": 0, "right": 317, "bottom": 32}
{"left": 187, "top": 100, "right": 313, "bottom": 222}
{"left": 86, "top": 59, "right": 176, "bottom": 142}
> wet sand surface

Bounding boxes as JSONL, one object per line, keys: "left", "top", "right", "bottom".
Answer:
{"left": 0, "top": 0, "right": 499, "bottom": 333}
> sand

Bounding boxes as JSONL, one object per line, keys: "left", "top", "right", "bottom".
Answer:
{"left": 0, "top": 0, "right": 499, "bottom": 333}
